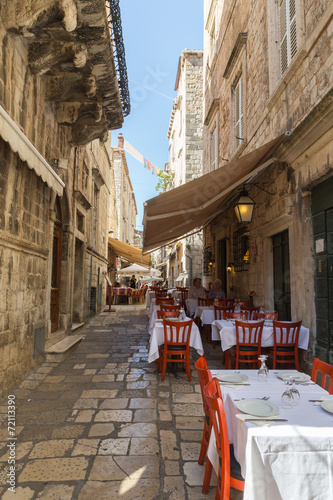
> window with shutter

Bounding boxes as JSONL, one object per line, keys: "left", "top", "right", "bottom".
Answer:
{"left": 233, "top": 76, "right": 243, "bottom": 150}
{"left": 279, "top": 0, "right": 297, "bottom": 74}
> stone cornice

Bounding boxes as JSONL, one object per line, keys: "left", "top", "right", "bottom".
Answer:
{"left": 223, "top": 32, "right": 248, "bottom": 79}
{"left": 0, "top": 231, "right": 49, "bottom": 259}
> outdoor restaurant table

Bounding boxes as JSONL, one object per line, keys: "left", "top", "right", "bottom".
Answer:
{"left": 168, "top": 289, "right": 182, "bottom": 301}
{"left": 208, "top": 369, "right": 333, "bottom": 500}
{"left": 146, "top": 290, "right": 155, "bottom": 309}
{"left": 194, "top": 305, "right": 215, "bottom": 325}
{"left": 148, "top": 305, "right": 186, "bottom": 334}
{"left": 148, "top": 317, "right": 204, "bottom": 363}
{"left": 211, "top": 319, "right": 310, "bottom": 351}
{"left": 112, "top": 287, "right": 132, "bottom": 304}
{"left": 185, "top": 298, "right": 198, "bottom": 317}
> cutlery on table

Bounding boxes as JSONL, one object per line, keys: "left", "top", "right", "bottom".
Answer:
{"left": 244, "top": 418, "right": 288, "bottom": 422}
{"left": 234, "top": 396, "right": 270, "bottom": 401}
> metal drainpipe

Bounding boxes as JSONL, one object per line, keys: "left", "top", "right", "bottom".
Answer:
{"left": 87, "top": 148, "right": 94, "bottom": 324}
{"left": 185, "top": 253, "right": 192, "bottom": 285}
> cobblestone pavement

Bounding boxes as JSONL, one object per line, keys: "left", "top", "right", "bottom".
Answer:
{"left": 0, "top": 304, "right": 234, "bottom": 500}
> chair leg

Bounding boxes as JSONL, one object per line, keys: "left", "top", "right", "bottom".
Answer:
{"left": 198, "top": 418, "right": 210, "bottom": 465}
{"left": 161, "top": 352, "right": 168, "bottom": 381}
{"left": 202, "top": 458, "right": 213, "bottom": 494}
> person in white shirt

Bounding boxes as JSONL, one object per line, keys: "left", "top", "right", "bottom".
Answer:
{"left": 188, "top": 278, "right": 207, "bottom": 299}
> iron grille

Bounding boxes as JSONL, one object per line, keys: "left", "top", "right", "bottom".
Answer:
{"left": 233, "top": 229, "right": 250, "bottom": 272}
{"left": 107, "top": 0, "right": 131, "bottom": 117}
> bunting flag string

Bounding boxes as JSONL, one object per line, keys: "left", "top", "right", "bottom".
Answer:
{"left": 124, "top": 139, "right": 163, "bottom": 176}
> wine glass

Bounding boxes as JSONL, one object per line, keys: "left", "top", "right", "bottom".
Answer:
{"left": 289, "top": 376, "right": 300, "bottom": 405}
{"left": 281, "top": 378, "right": 294, "bottom": 408}
{"left": 258, "top": 355, "right": 269, "bottom": 382}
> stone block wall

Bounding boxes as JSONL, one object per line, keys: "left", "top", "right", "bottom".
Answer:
{"left": 0, "top": 143, "right": 50, "bottom": 391}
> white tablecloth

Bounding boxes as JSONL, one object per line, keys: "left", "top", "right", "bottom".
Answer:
{"left": 148, "top": 319, "right": 204, "bottom": 363}
{"left": 146, "top": 290, "right": 155, "bottom": 309}
{"left": 208, "top": 369, "right": 333, "bottom": 500}
{"left": 194, "top": 306, "right": 215, "bottom": 325}
{"left": 185, "top": 298, "right": 198, "bottom": 317}
{"left": 211, "top": 320, "right": 310, "bottom": 351}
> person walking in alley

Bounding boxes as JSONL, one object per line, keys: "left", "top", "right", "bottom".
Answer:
{"left": 130, "top": 275, "right": 137, "bottom": 288}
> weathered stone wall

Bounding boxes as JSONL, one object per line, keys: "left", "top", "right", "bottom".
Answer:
{"left": 203, "top": 0, "right": 333, "bottom": 368}
{"left": 166, "top": 50, "right": 204, "bottom": 284}
{"left": 0, "top": 141, "right": 50, "bottom": 391}
{"left": 0, "top": 19, "right": 118, "bottom": 394}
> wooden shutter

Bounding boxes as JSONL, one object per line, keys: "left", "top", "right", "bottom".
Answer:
{"left": 280, "top": 0, "right": 297, "bottom": 74}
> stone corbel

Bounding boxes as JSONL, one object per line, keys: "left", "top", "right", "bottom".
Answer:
{"left": 71, "top": 114, "right": 108, "bottom": 145}
{"left": 59, "top": 0, "right": 77, "bottom": 32}
{"left": 28, "top": 41, "right": 74, "bottom": 75}
{"left": 46, "top": 75, "right": 97, "bottom": 101}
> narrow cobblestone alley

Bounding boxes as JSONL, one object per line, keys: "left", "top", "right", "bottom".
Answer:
{"left": 0, "top": 305, "right": 223, "bottom": 500}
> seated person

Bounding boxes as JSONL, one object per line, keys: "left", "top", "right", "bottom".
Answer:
{"left": 130, "top": 275, "right": 137, "bottom": 289}
{"left": 113, "top": 281, "right": 120, "bottom": 287}
{"left": 208, "top": 279, "right": 226, "bottom": 299}
{"left": 188, "top": 278, "right": 207, "bottom": 299}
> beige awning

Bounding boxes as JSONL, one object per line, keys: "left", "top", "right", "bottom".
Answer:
{"left": 108, "top": 237, "right": 151, "bottom": 267}
{"left": 0, "top": 105, "right": 65, "bottom": 196}
{"left": 143, "top": 135, "right": 286, "bottom": 252}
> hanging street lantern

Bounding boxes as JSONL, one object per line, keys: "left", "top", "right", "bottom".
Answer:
{"left": 234, "top": 189, "right": 255, "bottom": 223}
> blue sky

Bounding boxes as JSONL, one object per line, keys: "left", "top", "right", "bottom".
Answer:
{"left": 111, "top": 1, "right": 203, "bottom": 230}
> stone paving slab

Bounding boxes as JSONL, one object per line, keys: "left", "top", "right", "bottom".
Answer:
{"left": 0, "top": 304, "right": 226, "bottom": 499}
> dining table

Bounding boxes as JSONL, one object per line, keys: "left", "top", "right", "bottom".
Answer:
{"left": 207, "top": 369, "right": 333, "bottom": 500}
{"left": 148, "top": 304, "right": 186, "bottom": 334}
{"left": 147, "top": 317, "right": 204, "bottom": 363}
{"left": 111, "top": 287, "right": 132, "bottom": 304}
{"left": 211, "top": 319, "right": 310, "bottom": 351}
{"left": 185, "top": 298, "right": 199, "bottom": 317}
{"left": 194, "top": 305, "right": 215, "bottom": 325}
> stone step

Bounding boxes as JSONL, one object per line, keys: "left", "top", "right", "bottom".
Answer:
{"left": 71, "top": 322, "right": 85, "bottom": 332}
{"left": 45, "top": 334, "right": 84, "bottom": 362}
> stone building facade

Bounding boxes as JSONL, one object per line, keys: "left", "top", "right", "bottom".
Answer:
{"left": 165, "top": 50, "right": 204, "bottom": 287}
{"left": 112, "top": 134, "right": 137, "bottom": 246}
{"left": 0, "top": 0, "right": 127, "bottom": 395}
{"left": 203, "top": 0, "right": 333, "bottom": 367}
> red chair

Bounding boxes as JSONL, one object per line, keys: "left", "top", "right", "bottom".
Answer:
{"left": 156, "top": 298, "right": 174, "bottom": 305}
{"left": 178, "top": 287, "right": 188, "bottom": 307}
{"left": 157, "top": 310, "right": 181, "bottom": 319}
{"left": 160, "top": 318, "right": 193, "bottom": 381}
{"left": 224, "top": 311, "right": 249, "bottom": 320}
{"left": 160, "top": 304, "right": 182, "bottom": 312}
{"left": 227, "top": 320, "right": 264, "bottom": 369}
{"left": 240, "top": 306, "right": 260, "bottom": 320}
{"left": 214, "top": 305, "right": 235, "bottom": 321}
{"left": 253, "top": 312, "right": 278, "bottom": 320}
{"left": 203, "top": 378, "right": 245, "bottom": 498}
{"left": 198, "top": 298, "right": 214, "bottom": 307}
{"left": 311, "top": 358, "right": 333, "bottom": 394}
{"left": 194, "top": 357, "right": 212, "bottom": 467}
{"left": 269, "top": 320, "right": 302, "bottom": 370}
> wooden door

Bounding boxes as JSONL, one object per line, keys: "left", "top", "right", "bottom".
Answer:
{"left": 312, "top": 176, "right": 333, "bottom": 362}
{"left": 51, "top": 224, "right": 62, "bottom": 332}
{"left": 272, "top": 230, "right": 291, "bottom": 321}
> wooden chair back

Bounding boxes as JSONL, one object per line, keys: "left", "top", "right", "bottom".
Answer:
{"left": 160, "top": 304, "right": 181, "bottom": 312}
{"left": 204, "top": 378, "right": 245, "bottom": 498}
{"left": 231, "top": 320, "right": 264, "bottom": 369}
{"left": 240, "top": 306, "right": 260, "bottom": 320}
{"left": 253, "top": 311, "right": 278, "bottom": 320}
{"left": 271, "top": 320, "right": 302, "bottom": 370}
{"left": 214, "top": 305, "right": 235, "bottom": 320}
{"left": 156, "top": 298, "right": 174, "bottom": 305}
{"left": 161, "top": 318, "right": 193, "bottom": 381}
{"left": 157, "top": 310, "right": 181, "bottom": 319}
{"left": 224, "top": 311, "right": 249, "bottom": 320}
{"left": 198, "top": 298, "right": 214, "bottom": 307}
{"left": 311, "top": 358, "right": 333, "bottom": 394}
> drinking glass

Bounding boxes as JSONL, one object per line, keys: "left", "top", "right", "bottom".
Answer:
{"left": 289, "top": 376, "right": 300, "bottom": 405}
{"left": 281, "top": 378, "right": 294, "bottom": 408}
{"left": 258, "top": 355, "right": 269, "bottom": 382}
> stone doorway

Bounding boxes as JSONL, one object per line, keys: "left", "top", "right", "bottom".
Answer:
{"left": 50, "top": 198, "right": 62, "bottom": 332}
{"left": 73, "top": 238, "right": 84, "bottom": 323}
